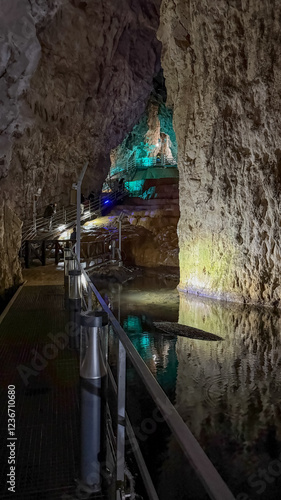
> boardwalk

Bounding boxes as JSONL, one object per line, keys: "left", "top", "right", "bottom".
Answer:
{"left": 0, "top": 269, "right": 80, "bottom": 499}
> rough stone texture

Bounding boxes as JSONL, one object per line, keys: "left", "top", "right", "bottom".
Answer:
{"left": 158, "top": 1, "right": 281, "bottom": 306}
{"left": 0, "top": 0, "right": 161, "bottom": 292}
{"left": 123, "top": 208, "right": 179, "bottom": 267}
{"left": 82, "top": 216, "right": 179, "bottom": 268}
{"left": 119, "top": 177, "right": 179, "bottom": 266}
{"left": 0, "top": 203, "right": 23, "bottom": 292}
{"left": 81, "top": 187, "right": 179, "bottom": 268}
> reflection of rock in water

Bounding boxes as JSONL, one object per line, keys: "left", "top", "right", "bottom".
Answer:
{"left": 154, "top": 321, "right": 223, "bottom": 340}
{"left": 174, "top": 292, "right": 281, "bottom": 497}
{"left": 157, "top": 436, "right": 209, "bottom": 500}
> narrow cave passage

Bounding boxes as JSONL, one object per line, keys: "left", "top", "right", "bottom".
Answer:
{"left": 1, "top": 1, "right": 281, "bottom": 500}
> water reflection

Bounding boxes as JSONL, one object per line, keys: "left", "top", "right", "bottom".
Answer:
{"left": 123, "top": 315, "right": 178, "bottom": 395}
{"left": 102, "top": 275, "right": 281, "bottom": 499}
{"left": 176, "top": 293, "right": 281, "bottom": 498}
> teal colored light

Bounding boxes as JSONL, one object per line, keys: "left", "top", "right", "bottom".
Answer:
{"left": 125, "top": 180, "right": 144, "bottom": 195}
{"left": 141, "top": 157, "right": 153, "bottom": 167}
{"left": 123, "top": 315, "right": 143, "bottom": 334}
{"left": 134, "top": 142, "right": 146, "bottom": 160}
{"left": 110, "top": 166, "right": 125, "bottom": 176}
{"left": 129, "top": 333, "right": 152, "bottom": 356}
{"left": 140, "top": 335, "right": 150, "bottom": 348}
{"left": 141, "top": 186, "right": 156, "bottom": 200}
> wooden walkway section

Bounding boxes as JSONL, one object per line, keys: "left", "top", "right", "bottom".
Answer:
{"left": 0, "top": 279, "right": 81, "bottom": 499}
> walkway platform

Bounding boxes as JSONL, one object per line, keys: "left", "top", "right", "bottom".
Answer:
{"left": 0, "top": 269, "right": 90, "bottom": 499}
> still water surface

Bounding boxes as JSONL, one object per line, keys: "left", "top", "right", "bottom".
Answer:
{"left": 97, "top": 273, "right": 281, "bottom": 500}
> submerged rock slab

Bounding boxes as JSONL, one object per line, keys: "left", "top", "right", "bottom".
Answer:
{"left": 153, "top": 321, "right": 223, "bottom": 341}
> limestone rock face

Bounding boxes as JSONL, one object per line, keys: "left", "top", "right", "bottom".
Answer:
{"left": 124, "top": 208, "right": 179, "bottom": 267}
{"left": 1, "top": 0, "right": 161, "bottom": 218}
{"left": 0, "top": 203, "right": 23, "bottom": 292}
{"left": 158, "top": 1, "right": 281, "bottom": 306}
{"left": 0, "top": 0, "right": 161, "bottom": 293}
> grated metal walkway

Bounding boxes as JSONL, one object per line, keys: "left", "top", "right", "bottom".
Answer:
{"left": 0, "top": 285, "right": 82, "bottom": 499}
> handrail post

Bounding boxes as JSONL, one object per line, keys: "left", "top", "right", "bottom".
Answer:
{"left": 94, "top": 311, "right": 109, "bottom": 466}
{"left": 116, "top": 339, "right": 126, "bottom": 497}
{"left": 87, "top": 282, "right": 92, "bottom": 312}
{"left": 76, "top": 182, "right": 81, "bottom": 262}
{"left": 80, "top": 312, "right": 107, "bottom": 494}
{"left": 33, "top": 196, "right": 37, "bottom": 234}
{"left": 41, "top": 240, "right": 46, "bottom": 266}
{"left": 55, "top": 240, "right": 59, "bottom": 265}
{"left": 110, "top": 239, "right": 116, "bottom": 261}
{"left": 118, "top": 217, "right": 122, "bottom": 267}
{"left": 25, "top": 240, "right": 30, "bottom": 269}
{"left": 73, "top": 161, "right": 88, "bottom": 264}
{"left": 68, "top": 269, "right": 81, "bottom": 349}
{"left": 64, "top": 251, "right": 73, "bottom": 308}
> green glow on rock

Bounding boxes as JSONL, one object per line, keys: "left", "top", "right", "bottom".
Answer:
{"left": 179, "top": 235, "right": 238, "bottom": 300}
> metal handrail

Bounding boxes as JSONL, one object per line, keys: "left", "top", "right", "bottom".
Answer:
{"left": 78, "top": 263, "right": 157, "bottom": 499}
{"left": 108, "top": 155, "right": 177, "bottom": 182}
{"left": 77, "top": 264, "right": 235, "bottom": 500}
{"left": 21, "top": 187, "right": 128, "bottom": 246}
{"left": 22, "top": 201, "right": 100, "bottom": 242}
{"left": 107, "top": 362, "right": 159, "bottom": 500}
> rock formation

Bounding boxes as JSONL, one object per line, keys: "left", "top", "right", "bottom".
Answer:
{"left": 0, "top": 203, "right": 23, "bottom": 293}
{"left": 3, "top": 0, "right": 281, "bottom": 306}
{"left": 0, "top": 0, "right": 161, "bottom": 293}
{"left": 110, "top": 75, "right": 177, "bottom": 172}
{"left": 158, "top": 0, "right": 281, "bottom": 306}
{"left": 81, "top": 192, "right": 179, "bottom": 268}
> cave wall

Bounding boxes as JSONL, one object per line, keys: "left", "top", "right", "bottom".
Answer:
{"left": 0, "top": 203, "right": 23, "bottom": 293}
{"left": 158, "top": 0, "right": 281, "bottom": 306}
{"left": 0, "top": 0, "right": 161, "bottom": 292}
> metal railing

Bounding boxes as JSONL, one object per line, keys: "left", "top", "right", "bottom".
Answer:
{"left": 21, "top": 186, "right": 128, "bottom": 245}
{"left": 66, "top": 249, "right": 236, "bottom": 500}
{"left": 114, "top": 154, "right": 177, "bottom": 174}
{"left": 21, "top": 199, "right": 100, "bottom": 242}
{"left": 105, "top": 154, "right": 177, "bottom": 189}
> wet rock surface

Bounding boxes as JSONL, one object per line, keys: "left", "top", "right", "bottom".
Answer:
{"left": 158, "top": 0, "right": 281, "bottom": 306}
